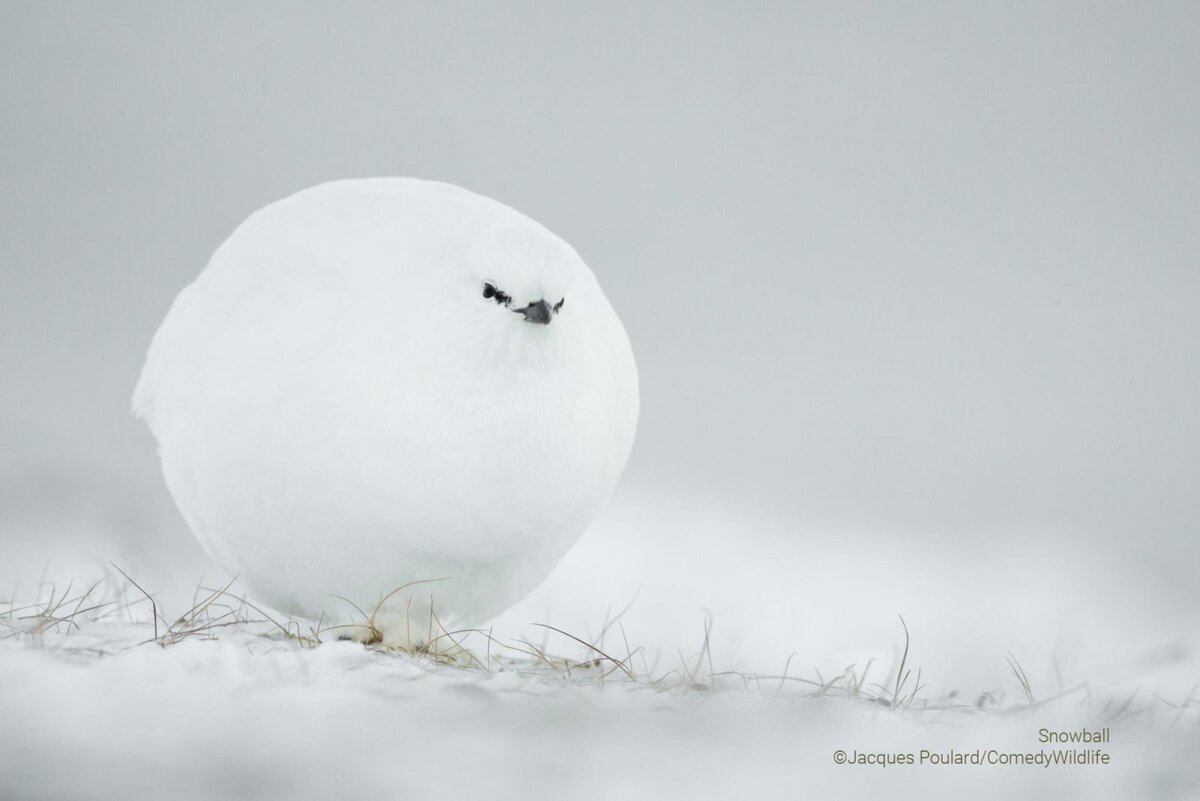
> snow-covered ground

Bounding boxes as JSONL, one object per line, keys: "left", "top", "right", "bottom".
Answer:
{"left": 2, "top": 485, "right": 1196, "bottom": 800}
{"left": 3, "top": 4, "right": 1198, "bottom": 798}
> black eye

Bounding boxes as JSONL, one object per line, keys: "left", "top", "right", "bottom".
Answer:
{"left": 482, "top": 282, "right": 512, "bottom": 306}
{"left": 553, "top": 298, "right": 565, "bottom": 313}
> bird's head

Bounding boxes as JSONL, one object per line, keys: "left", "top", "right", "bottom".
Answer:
{"left": 480, "top": 281, "right": 564, "bottom": 325}
{"left": 465, "top": 224, "right": 582, "bottom": 332}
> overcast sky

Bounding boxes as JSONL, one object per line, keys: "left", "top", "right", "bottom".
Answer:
{"left": 2, "top": 2, "right": 1197, "bottom": 553}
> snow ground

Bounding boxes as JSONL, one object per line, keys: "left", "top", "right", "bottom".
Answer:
{"left": 1, "top": 487, "right": 1197, "bottom": 800}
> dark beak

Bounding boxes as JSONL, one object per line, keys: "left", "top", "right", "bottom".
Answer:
{"left": 515, "top": 299, "right": 553, "bottom": 325}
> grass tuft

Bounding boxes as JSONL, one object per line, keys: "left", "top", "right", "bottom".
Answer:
{"left": 2, "top": 572, "right": 1195, "bottom": 727}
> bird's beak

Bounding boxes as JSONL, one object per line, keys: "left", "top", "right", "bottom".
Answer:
{"left": 515, "top": 299, "right": 553, "bottom": 325}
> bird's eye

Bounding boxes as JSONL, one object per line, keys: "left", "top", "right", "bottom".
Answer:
{"left": 482, "top": 282, "right": 511, "bottom": 306}
{"left": 553, "top": 298, "right": 565, "bottom": 313}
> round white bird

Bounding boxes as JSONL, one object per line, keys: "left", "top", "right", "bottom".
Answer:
{"left": 134, "top": 178, "right": 638, "bottom": 647}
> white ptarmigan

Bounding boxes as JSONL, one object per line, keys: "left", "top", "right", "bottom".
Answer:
{"left": 134, "top": 178, "right": 638, "bottom": 647}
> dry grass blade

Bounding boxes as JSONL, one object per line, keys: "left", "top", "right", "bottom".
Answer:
{"left": 424, "top": 608, "right": 486, "bottom": 669}
{"left": 775, "top": 652, "right": 798, "bottom": 697}
{"left": 328, "top": 577, "right": 453, "bottom": 647}
{"left": 109, "top": 562, "right": 162, "bottom": 643}
{"left": 1006, "top": 652, "right": 1035, "bottom": 704}
{"left": 892, "top": 614, "right": 912, "bottom": 709}
{"left": 530, "top": 623, "right": 635, "bottom": 680}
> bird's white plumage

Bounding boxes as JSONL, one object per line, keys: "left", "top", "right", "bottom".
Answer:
{"left": 135, "top": 178, "right": 638, "bottom": 644}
